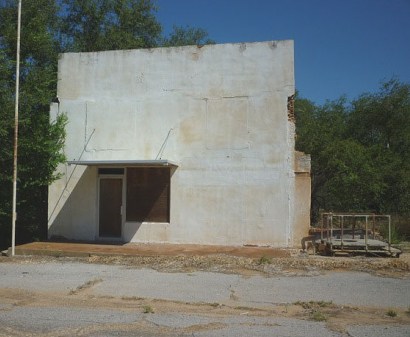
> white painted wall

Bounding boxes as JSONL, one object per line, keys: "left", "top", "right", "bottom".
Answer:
{"left": 48, "top": 40, "right": 308, "bottom": 247}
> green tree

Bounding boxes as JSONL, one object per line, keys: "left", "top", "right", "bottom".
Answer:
{"left": 60, "top": 0, "right": 162, "bottom": 52}
{"left": 295, "top": 95, "right": 349, "bottom": 220}
{"left": 317, "top": 139, "right": 385, "bottom": 212}
{"left": 296, "top": 79, "right": 410, "bottom": 228}
{"left": 162, "top": 25, "right": 214, "bottom": 47}
{"left": 347, "top": 79, "right": 410, "bottom": 215}
{"left": 60, "top": 1, "right": 214, "bottom": 52}
{"left": 0, "top": 0, "right": 67, "bottom": 249}
{"left": 0, "top": 49, "right": 15, "bottom": 248}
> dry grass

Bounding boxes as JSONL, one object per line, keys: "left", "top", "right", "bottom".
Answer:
{"left": 85, "top": 253, "right": 410, "bottom": 278}
{"left": 69, "top": 278, "right": 102, "bottom": 295}
{"left": 142, "top": 305, "right": 154, "bottom": 314}
{"left": 386, "top": 309, "right": 398, "bottom": 317}
{"left": 2, "top": 251, "right": 409, "bottom": 278}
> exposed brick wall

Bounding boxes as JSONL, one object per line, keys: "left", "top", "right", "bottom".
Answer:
{"left": 287, "top": 95, "right": 295, "bottom": 122}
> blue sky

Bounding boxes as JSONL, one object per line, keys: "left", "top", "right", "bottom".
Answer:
{"left": 155, "top": 0, "right": 410, "bottom": 105}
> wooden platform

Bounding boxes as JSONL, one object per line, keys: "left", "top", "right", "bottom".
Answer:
{"left": 315, "top": 238, "right": 402, "bottom": 257}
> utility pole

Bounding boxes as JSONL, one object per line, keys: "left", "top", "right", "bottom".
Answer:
{"left": 12, "top": 0, "right": 22, "bottom": 256}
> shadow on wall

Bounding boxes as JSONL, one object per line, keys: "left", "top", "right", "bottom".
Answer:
{"left": 49, "top": 166, "right": 175, "bottom": 243}
{"left": 49, "top": 166, "right": 101, "bottom": 241}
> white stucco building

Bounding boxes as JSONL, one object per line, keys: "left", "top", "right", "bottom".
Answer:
{"left": 48, "top": 40, "right": 311, "bottom": 247}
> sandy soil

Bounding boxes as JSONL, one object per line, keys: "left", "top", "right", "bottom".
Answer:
{"left": 1, "top": 252, "right": 409, "bottom": 335}
{"left": 1, "top": 284, "right": 409, "bottom": 336}
{"left": 2, "top": 251, "right": 409, "bottom": 278}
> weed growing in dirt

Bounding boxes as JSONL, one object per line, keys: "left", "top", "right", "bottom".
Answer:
{"left": 143, "top": 305, "right": 154, "bottom": 314}
{"left": 311, "top": 310, "right": 327, "bottom": 321}
{"left": 121, "top": 296, "right": 142, "bottom": 301}
{"left": 294, "top": 300, "right": 332, "bottom": 322}
{"left": 294, "top": 300, "right": 333, "bottom": 309}
{"left": 234, "top": 306, "right": 255, "bottom": 311}
{"left": 69, "top": 278, "right": 102, "bottom": 295}
{"left": 386, "top": 309, "right": 397, "bottom": 317}
{"left": 380, "top": 224, "right": 404, "bottom": 244}
{"left": 258, "top": 256, "right": 272, "bottom": 265}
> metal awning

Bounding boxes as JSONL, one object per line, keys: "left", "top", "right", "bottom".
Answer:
{"left": 67, "top": 159, "right": 178, "bottom": 167}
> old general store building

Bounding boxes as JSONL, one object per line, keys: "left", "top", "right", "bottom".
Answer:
{"left": 48, "top": 40, "right": 311, "bottom": 247}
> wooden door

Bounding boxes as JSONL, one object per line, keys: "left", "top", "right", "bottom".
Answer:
{"left": 99, "top": 178, "right": 122, "bottom": 237}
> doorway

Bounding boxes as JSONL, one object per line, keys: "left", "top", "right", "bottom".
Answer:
{"left": 99, "top": 177, "right": 123, "bottom": 238}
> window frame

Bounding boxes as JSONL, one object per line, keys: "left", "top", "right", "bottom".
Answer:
{"left": 125, "top": 167, "right": 171, "bottom": 223}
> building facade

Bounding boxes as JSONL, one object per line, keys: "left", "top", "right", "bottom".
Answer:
{"left": 48, "top": 40, "right": 311, "bottom": 247}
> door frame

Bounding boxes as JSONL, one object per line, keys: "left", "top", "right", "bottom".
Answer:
{"left": 97, "top": 174, "right": 125, "bottom": 241}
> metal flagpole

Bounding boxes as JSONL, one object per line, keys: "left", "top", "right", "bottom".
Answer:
{"left": 12, "top": 0, "right": 22, "bottom": 256}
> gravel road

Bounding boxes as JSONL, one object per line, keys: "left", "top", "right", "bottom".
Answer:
{"left": 0, "top": 257, "right": 409, "bottom": 336}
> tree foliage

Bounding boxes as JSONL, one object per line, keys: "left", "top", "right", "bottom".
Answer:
{"left": 295, "top": 79, "right": 410, "bottom": 227}
{"left": 59, "top": 0, "right": 162, "bottom": 51}
{"left": 162, "top": 25, "right": 214, "bottom": 47}
{"left": 59, "top": 2, "right": 214, "bottom": 52}
{"left": 0, "top": 0, "right": 213, "bottom": 250}
{"left": 0, "top": 0, "right": 67, "bottom": 248}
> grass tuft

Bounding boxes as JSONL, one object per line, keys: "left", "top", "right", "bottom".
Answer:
{"left": 143, "top": 305, "right": 154, "bottom": 314}
{"left": 69, "top": 278, "right": 102, "bottom": 295}
{"left": 294, "top": 300, "right": 333, "bottom": 309}
{"left": 311, "top": 310, "right": 327, "bottom": 321}
{"left": 258, "top": 256, "right": 272, "bottom": 265}
{"left": 386, "top": 309, "right": 397, "bottom": 317}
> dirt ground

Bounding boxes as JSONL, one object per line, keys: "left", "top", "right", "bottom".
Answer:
{"left": 1, "top": 285, "right": 410, "bottom": 336}
{"left": 1, "top": 251, "right": 410, "bottom": 336}
{"left": 2, "top": 250, "right": 409, "bottom": 278}
{"left": 6, "top": 241, "right": 410, "bottom": 278}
